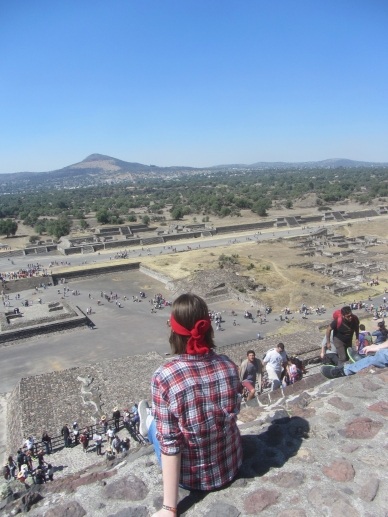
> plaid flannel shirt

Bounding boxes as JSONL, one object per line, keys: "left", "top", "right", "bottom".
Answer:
{"left": 151, "top": 350, "right": 242, "bottom": 491}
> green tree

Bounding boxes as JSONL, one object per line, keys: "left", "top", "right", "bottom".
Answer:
{"left": 0, "top": 219, "right": 18, "bottom": 237}
{"left": 252, "top": 199, "right": 271, "bottom": 216}
{"left": 34, "top": 221, "right": 46, "bottom": 235}
{"left": 142, "top": 215, "right": 150, "bottom": 225}
{"left": 45, "top": 218, "right": 72, "bottom": 239}
{"left": 171, "top": 207, "right": 184, "bottom": 220}
{"left": 79, "top": 219, "right": 89, "bottom": 229}
{"left": 285, "top": 200, "right": 293, "bottom": 209}
{"left": 127, "top": 214, "right": 137, "bottom": 222}
{"left": 96, "top": 209, "right": 110, "bottom": 224}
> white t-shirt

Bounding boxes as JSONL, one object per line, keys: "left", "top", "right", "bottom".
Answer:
{"left": 264, "top": 349, "right": 287, "bottom": 372}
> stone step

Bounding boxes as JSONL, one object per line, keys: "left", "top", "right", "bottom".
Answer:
{"left": 0, "top": 249, "right": 24, "bottom": 258}
{"left": 285, "top": 216, "right": 300, "bottom": 227}
{"left": 81, "top": 245, "right": 95, "bottom": 254}
{"left": 140, "top": 236, "right": 165, "bottom": 246}
{"left": 331, "top": 211, "right": 345, "bottom": 221}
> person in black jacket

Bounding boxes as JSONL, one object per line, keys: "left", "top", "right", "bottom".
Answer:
{"left": 16, "top": 449, "right": 26, "bottom": 472}
{"left": 61, "top": 424, "right": 70, "bottom": 448}
{"left": 112, "top": 407, "right": 121, "bottom": 431}
{"left": 42, "top": 431, "right": 52, "bottom": 455}
{"left": 35, "top": 468, "right": 46, "bottom": 484}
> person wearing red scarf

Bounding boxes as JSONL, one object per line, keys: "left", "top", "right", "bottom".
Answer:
{"left": 142, "top": 293, "right": 242, "bottom": 517}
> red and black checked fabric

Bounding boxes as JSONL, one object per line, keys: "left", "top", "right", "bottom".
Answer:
{"left": 151, "top": 351, "right": 243, "bottom": 490}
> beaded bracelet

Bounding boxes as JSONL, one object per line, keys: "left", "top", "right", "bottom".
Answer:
{"left": 162, "top": 504, "right": 177, "bottom": 513}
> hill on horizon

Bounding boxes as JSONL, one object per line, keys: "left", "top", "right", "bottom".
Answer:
{"left": 1, "top": 153, "right": 388, "bottom": 179}
{"left": 0, "top": 153, "right": 387, "bottom": 193}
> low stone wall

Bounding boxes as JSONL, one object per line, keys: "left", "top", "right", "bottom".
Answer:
{"left": 215, "top": 221, "right": 275, "bottom": 234}
{"left": 164, "top": 231, "right": 202, "bottom": 242}
{"left": 58, "top": 246, "right": 83, "bottom": 255}
{"left": 51, "top": 262, "right": 141, "bottom": 284}
{"left": 139, "top": 265, "right": 173, "bottom": 286}
{"left": 0, "top": 276, "right": 53, "bottom": 294}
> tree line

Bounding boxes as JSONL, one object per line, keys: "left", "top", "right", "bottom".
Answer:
{"left": 0, "top": 166, "right": 387, "bottom": 239}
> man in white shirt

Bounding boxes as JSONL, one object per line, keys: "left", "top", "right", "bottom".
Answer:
{"left": 24, "top": 436, "right": 34, "bottom": 454}
{"left": 263, "top": 343, "right": 287, "bottom": 391}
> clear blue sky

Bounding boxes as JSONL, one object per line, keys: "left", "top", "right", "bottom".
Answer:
{"left": 1, "top": 0, "right": 387, "bottom": 173}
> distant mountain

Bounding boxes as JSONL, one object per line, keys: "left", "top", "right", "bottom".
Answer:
{"left": 211, "top": 158, "right": 388, "bottom": 169}
{"left": 0, "top": 154, "right": 387, "bottom": 193}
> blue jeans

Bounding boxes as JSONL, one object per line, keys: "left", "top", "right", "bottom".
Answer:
{"left": 147, "top": 418, "right": 161, "bottom": 467}
{"left": 345, "top": 349, "right": 388, "bottom": 375}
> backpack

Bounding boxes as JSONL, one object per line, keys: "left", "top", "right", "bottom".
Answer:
{"left": 332, "top": 309, "right": 359, "bottom": 329}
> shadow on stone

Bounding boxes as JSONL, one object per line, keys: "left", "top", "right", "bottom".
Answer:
{"left": 175, "top": 416, "right": 309, "bottom": 515}
{"left": 239, "top": 416, "right": 309, "bottom": 478}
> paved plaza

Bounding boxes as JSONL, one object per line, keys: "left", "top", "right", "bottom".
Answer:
{"left": 0, "top": 268, "right": 314, "bottom": 393}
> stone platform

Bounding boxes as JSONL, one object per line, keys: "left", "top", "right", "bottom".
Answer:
{"left": 0, "top": 301, "right": 86, "bottom": 343}
{"left": 2, "top": 366, "right": 388, "bottom": 516}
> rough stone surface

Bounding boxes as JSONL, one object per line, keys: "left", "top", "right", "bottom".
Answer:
{"left": 308, "top": 487, "right": 349, "bottom": 509}
{"left": 293, "top": 448, "right": 317, "bottom": 463}
{"left": 269, "top": 471, "right": 305, "bottom": 488}
{"left": 321, "top": 411, "right": 340, "bottom": 423}
{"left": 362, "top": 379, "right": 382, "bottom": 391}
{"left": 368, "top": 401, "right": 388, "bottom": 417}
{"left": 107, "top": 507, "right": 148, "bottom": 517}
{"left": 342, "top": 443, "right": 359, "bottom": 453}
{"left": 244, "top": 488, "right": 280, "bottom": 514}
{"left": 328, "top": 396, "right": 354, "bottom": 411}
{"left": 359, "top": 478, "right": 380, "bottom": 502}
{"left": 5, "top": 348, "right": 388, "bottom": 517}
{"left": 102, "top": 474, "right": 148, "bottom": 501}
{"left": 345, "top": 417, "right": 384, "bottom": 439}
{"left": 278, "top": 510, "right": 306, "bottom": 517}
{"left": 321, "top": 460, "right": 355, "bottom": 482}
{"left": 44, "top": 501, "right": 86, "bottom": 517}
{"left": 202, "top": 502, "right": 241, "bottom": 517}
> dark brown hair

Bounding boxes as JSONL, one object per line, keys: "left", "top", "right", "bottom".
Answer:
{"left": 341, "top": 306, "right": 352, "bottom": 316}
{"left": 169, "top": 293, "right": 215, "bottom": 354}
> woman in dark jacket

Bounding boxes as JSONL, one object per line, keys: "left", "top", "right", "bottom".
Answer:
{"left": 372, "top": 321, "right": 388, "bottom": 344}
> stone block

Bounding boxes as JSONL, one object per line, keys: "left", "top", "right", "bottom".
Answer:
{"left": 345, "top": 417, "right": 383, "bottom": 439}
{"left": 367, "top": 401, "right": 388, "bottom": 417}
{"left": 244, "top": 488, "right": 280, "bottom": 514}
{"left": 322, "top": 460, "right": 355, "bottom": 482}
{"left": 202, "top": 502, "right": 241, "bottom": 517}
{"left": 44, "top": 501, "right": 86, "bottom": 517}
{"left": 258, "top": 393, "right": 270, "bottom": 406}
{"left": 359, "top": 478, "right": 379, "bottom": 502}
{"left": 102, "top": 474, "right": 148, "bottom": 501}
{"left": 269, "top": 470, "right": 305, "bottom": 488}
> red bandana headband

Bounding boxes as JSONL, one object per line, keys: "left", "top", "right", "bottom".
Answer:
{"left": 170, "top": 315, "right": 211, "bottom": 355}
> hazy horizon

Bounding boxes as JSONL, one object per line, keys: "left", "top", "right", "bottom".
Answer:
{"left": 1, "top": 1, "right": 388, "bottom": 174}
